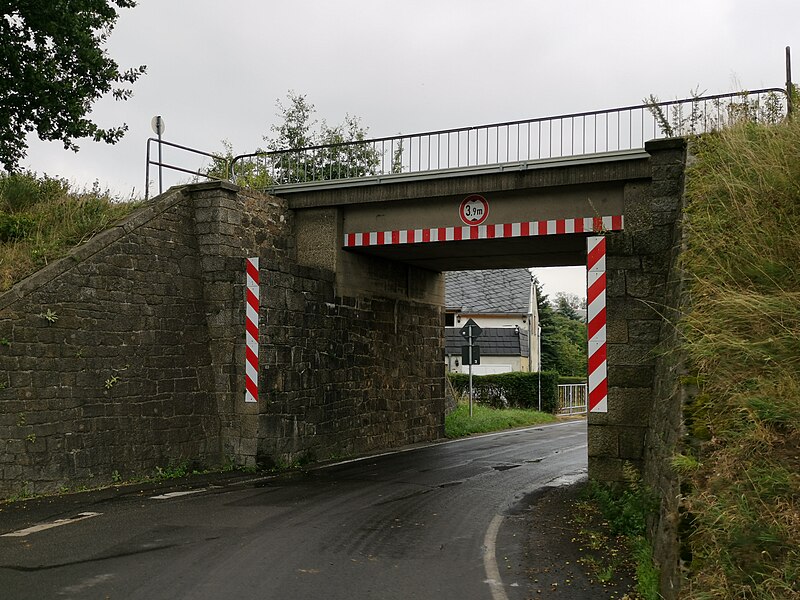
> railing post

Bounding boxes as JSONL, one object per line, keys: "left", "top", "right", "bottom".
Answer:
{"left": 787, "top": 46, "right": 794, "bottom": 117}
{"left": 144, "top": 139, "right": 151, "bottom": 201}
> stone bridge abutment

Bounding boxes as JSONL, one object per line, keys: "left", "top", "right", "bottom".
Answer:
{"left": 0, "top": 139, "right": 687, "bottom": 524}
{"left": 0, "top": 139, "right": 688, "bottom": 594}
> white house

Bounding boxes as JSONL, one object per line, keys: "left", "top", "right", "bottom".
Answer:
{"left": 444, "top": 269, "right": 540, "bottom": 375}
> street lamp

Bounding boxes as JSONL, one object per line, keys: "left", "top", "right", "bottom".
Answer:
{"left": 537, "top": 324, "right": 542, "bottom": 412}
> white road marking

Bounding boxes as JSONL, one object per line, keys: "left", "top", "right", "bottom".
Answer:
{"left": 483, "top": 513, "right": 510, "bottom": 600}
{"left": 149, "top": 489, "right": 206, "bottom": 500}
{"left": 1, "top": 512, "right": 102, "bottom": 537}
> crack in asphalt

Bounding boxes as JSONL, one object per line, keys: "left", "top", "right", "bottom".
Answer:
{"left": 0, "top": 542, "right": 182, "bottom": 572}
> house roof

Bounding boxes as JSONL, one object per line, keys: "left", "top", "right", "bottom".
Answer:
{"left": 445, "top": 269, "right": 532, "bottom": 314}
{"left": 445, "top": 327, "right": 529, "bottom": 357}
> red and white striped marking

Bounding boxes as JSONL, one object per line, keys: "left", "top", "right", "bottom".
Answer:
{"left": 587, "top": 236, "right": 607, "bottom": 413}
{"left": 344, "top": 215, "right": 623, "bottom": 248}
{"left": 245, "top": 257, "right": 259, "bottom": 403}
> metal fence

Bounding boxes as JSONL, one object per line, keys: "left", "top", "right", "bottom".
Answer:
{"left": 145, "top": 137, "right": 229, "bottom": 200}
{"left": 230, "top": 88, "right": 788, "bottom": 188}
{"left": 558, "top": 383, "right": 588, "bottom": 416}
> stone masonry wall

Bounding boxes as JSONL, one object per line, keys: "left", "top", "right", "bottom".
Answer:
{"left": 587, "top": 138, "right": 688, "bottom": 599}
{"left": 259, "top": 282, "right": 445, "bottom": 465}
{"left": 641, "top": 141, "right": 690, "bottom": 600}
{"left": 0, "top": 188, "right": 222, "bottom": 497}
{"left": 588, "top": 138, "right": 687, "bottom": 482}
{"left": 0, "top": 181, "right": 445, "bottom": 498}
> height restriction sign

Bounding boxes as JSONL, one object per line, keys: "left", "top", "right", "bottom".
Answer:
{"left": 459, "top": 194, "right": 489, "bottom": 226}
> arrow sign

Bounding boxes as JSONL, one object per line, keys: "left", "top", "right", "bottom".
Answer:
{"left": 459, "top": 318, "right": 483, "bottom": 339}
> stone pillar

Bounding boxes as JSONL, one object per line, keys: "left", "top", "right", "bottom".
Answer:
{"left": 187, "top": 181, "right": 288, "bottom": 468}
{"left": 588, "top": 138, "right": 687, "bottom": 482}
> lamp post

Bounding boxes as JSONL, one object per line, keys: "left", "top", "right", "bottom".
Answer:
{"left": 537, "top": 324, "right": 542, "bottom": 412}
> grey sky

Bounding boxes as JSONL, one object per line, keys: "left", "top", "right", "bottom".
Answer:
{"left": 18, "top": 0, "right": 800, "bottom": 296}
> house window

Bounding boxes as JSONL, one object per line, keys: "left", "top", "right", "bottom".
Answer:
{"left": 445, "top": 313, "right": 455, "bottom": 326}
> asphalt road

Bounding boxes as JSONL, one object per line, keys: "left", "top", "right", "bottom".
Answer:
{"left": 0, "top": 420, "right": 588, "bottom": 600}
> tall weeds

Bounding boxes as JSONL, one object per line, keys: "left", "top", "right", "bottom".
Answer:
{"left": 680, "top": 118, "right": 800, "bottom": 598}
{"left": 0, "top": 172, "right": 140, "bottom": 291}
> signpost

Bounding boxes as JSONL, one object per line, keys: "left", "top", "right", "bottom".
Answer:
{"left": 459, "top": 318, "right": 482, "bottom": 416}
{"left": 151, "top": 116, "right": 166, "bottom": 195}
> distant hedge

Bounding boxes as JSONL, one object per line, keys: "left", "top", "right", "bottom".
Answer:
{"left": 447, "top": 371, "right": 559, "bottom": 413}
{"left": 558, "top": 375, "right": 587, "bottom": 385}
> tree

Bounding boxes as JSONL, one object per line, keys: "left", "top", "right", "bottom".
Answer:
{"left": 553, "top": 292, "right": 585, "bottom": 321}
{"left": 534, "top": 279, "right": 588, "bottom": 378}
{"left": 0, "top": 1, "right": 146, "bottom": 172}
{"left": 533, "top": 277, "right": 559, "bottom": 372}
{"left": 263, "top": 92, "right": 380, "bottom": 184}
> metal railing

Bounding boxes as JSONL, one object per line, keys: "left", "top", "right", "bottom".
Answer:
{"left": 145, "top": 137, "right": 229, "bottom": 200}
{"left": 558, "top": 383, "right": 588, "bottom": 416}
{"left": 230, "top": 88, "right": 788, "bottom": 189}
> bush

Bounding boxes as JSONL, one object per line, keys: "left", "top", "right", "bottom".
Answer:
{"left": 0, "top": 212, "right": 36, "bottom": 242}
{"left": 0, "top": 172, "right": 140, "bottom": 291}
{"left": 447, "top": 371, "right": 559, "bottom": 413}
{"left": 0, "top": 171, "right": 69, "bottom": 212}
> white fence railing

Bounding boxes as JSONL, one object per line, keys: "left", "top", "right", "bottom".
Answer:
{"left": 558, "top": 383, "right": 588, "bottom": 415}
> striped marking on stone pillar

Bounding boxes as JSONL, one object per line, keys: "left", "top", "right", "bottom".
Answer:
{"left": 587, "top": 236, "right": 607, "bottom": 413}
{"left": 245, "top": 257, "right": 259, "bottom": 403}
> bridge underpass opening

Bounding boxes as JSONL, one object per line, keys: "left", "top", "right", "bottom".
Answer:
{"left": 277, "top": 139, "right": 686, "bottom": 482}
{"left": 342, "top": 215, "right": 614, "bottom": 415}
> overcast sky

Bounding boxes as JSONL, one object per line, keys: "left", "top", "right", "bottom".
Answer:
{"left": 19, "top": 0, "right": 799, "bottom": 297}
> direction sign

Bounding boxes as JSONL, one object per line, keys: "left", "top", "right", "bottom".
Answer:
{"left": 459, "top": 318, "right": 483, "bottom": 339}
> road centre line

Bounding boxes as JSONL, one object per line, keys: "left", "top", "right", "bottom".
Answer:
{"left": 1, "top": 512, "right": 102, "bottom": 537}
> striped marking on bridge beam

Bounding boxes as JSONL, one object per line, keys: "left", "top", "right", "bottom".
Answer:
{"left": 343, "top": 215, "right": 623, "bottom": 248}
{"left": 245, "top": 257, "right": 259, "bottom": 403}
{"left": 587, "top": 236, "right": 607, "bottom": 413}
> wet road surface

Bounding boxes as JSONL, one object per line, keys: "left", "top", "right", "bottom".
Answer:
{"left": 0, "top": 420, "right": 587, "bottom": 599}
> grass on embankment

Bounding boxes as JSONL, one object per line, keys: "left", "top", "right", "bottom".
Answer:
{"left": 0, "top": 172, "right": 140, "bottom": 292}
{"left": 678, "top": 116, "right": 800, "bottom": 599}
{"left": 444, "top": 403, "right": 557, "bottom": 438}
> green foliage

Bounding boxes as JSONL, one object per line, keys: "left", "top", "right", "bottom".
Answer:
{"left": 448, "top": 371, "right": 559, "bottom": 413}
{"left": 204, "top": 140, "right": 273, "bottom": 189}
{"left": 0, "top": 212, "right": 35, "bottom": 242}
{"left": 228, "top": 92, "right": 382, "bottom": 187}
{"left": 534, "top": 278, "right": 587, "bottom": 377}
{"left": 0, "top": 172, "right": 139, "bottom": 291}
{"left": 558, "top": 375, "right": 587, "bottom": 385}
{"left": 444, "top": 403, "right": 556, "bottom": 438}
{"left": 38, "top": 308, "right": 58, "bottom": 323}
{"left": 580, "top": 465, "right": 661, "bottom": 599}
{"left": 153, "top": 461, "right": 190, "bottom": 481}
{"left": 6, "top": 482, "right": 34, "bottom": 503}
{"left": 1, "top": 1, "right": 146, "bottom": 171}
{"left": 678, "top": 115, "right": 800, "bottom": 598}
{"left": 586, "top": 466, "right": 658, "bottom": 538}
{"left": 644, "top": 88, "right": 786, "bottom": 139}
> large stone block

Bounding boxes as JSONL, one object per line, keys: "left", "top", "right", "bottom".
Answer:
{"left": 587, "top": 424, "right": 619, "bottom": 457}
